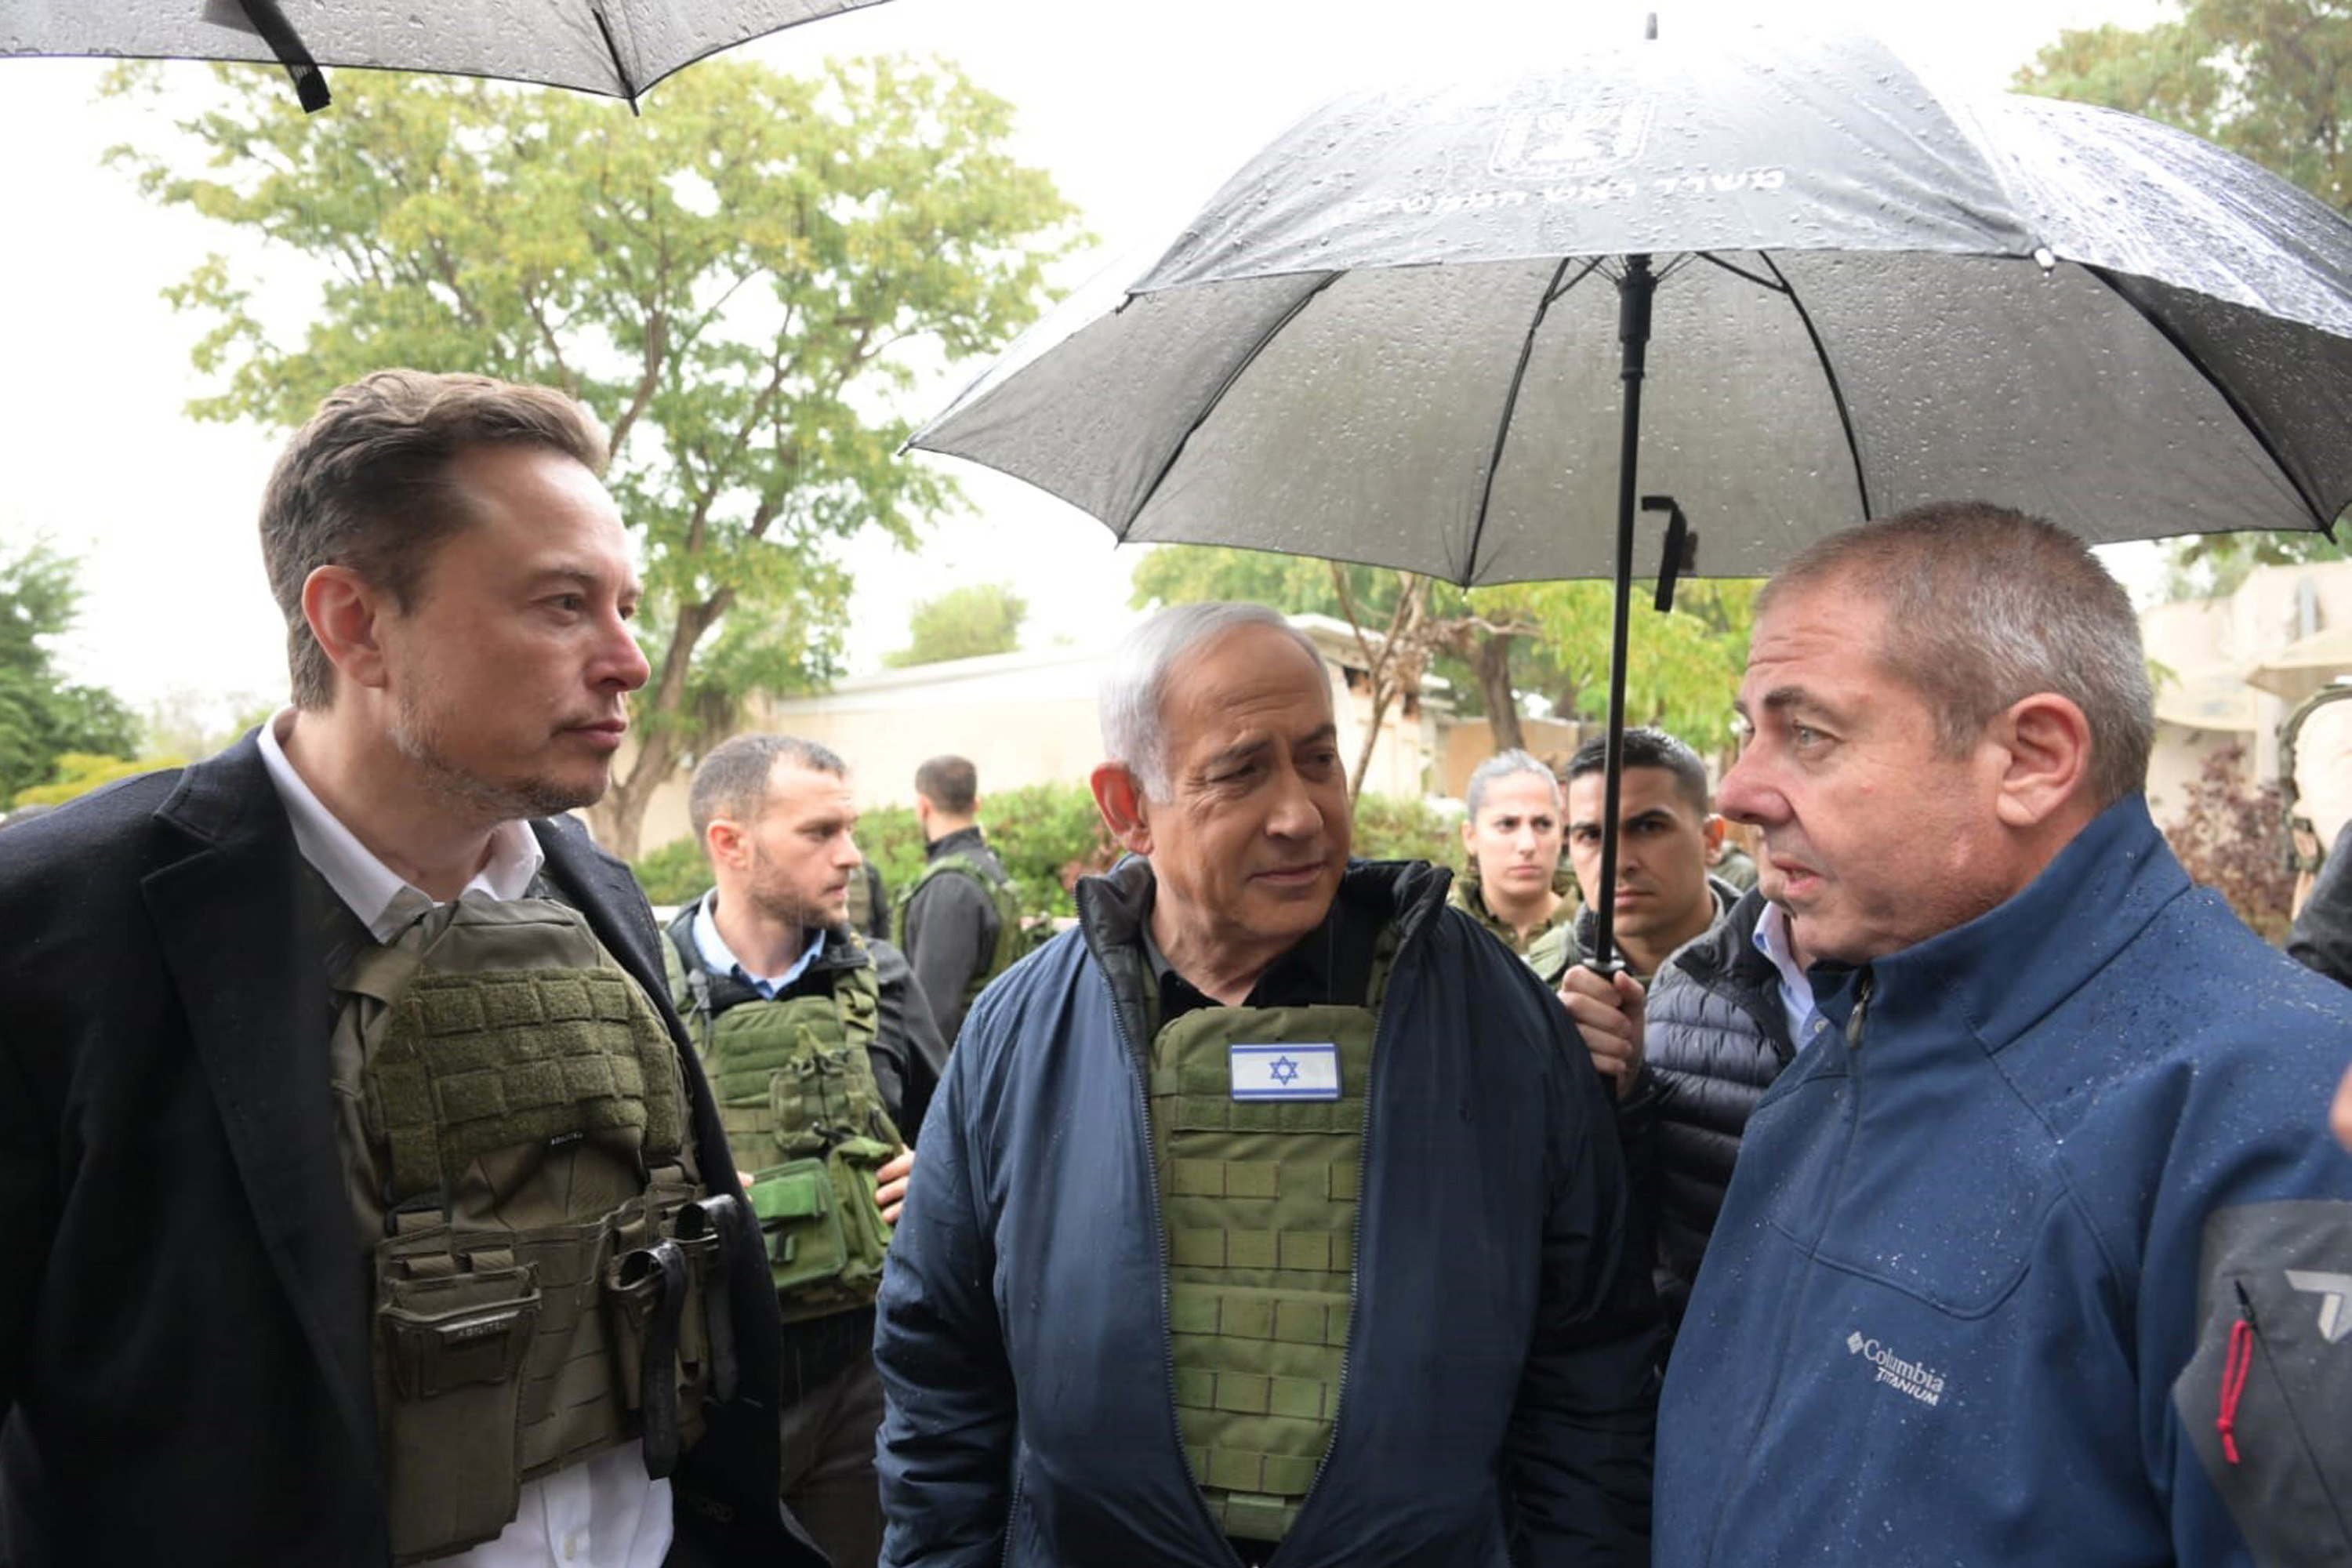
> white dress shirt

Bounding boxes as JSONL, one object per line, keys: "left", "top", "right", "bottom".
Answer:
{"left": 259, "top": 711, "right": 673, "bottom": 1568}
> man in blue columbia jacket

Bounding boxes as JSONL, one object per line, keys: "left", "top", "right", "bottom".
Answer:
{"left": 875, "top": 601, "right": 1658, "bottom": 1567}
{"left": 1657, "top": 503, "right": 2352, "bottom": 1566}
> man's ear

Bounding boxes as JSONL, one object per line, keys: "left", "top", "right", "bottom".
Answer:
{"left": 1090, "top": 762, "right": 1154, "bottom": 856}
{"left": 1991, "top": 693, "right": 2092, "bottom": 829}
{"left": 301, "top": 564, "right": 393, "bottom": 692}
{"left": 705, "top": 818, "right": 749, "bottom": 873}
{"left": 1703, "top": 813, "right": 1727, "bottom": 855}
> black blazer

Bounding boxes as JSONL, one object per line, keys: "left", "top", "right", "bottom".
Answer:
{"left": 0, "top": 735, "right": 819, "bottom": 1567}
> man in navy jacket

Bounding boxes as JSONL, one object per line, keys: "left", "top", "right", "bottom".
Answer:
{"left": 1657, "top": 503, "right": 2352, "bottom": 1566}
{"left": 875, "top": 602, "right": 1657, "bottom": 1568}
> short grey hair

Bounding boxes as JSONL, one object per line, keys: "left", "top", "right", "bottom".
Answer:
{"left": 1465, "top": 749, "right": 1561, "bottom": 818}
{"left": 1762, "top": 501, "right": 2154, "bottom": 808}
{"left": 1099, "top": 601, "right": 1326, "bottom": 798}
{"left": 688, "top": 732, "right": 848, "bottom": 844}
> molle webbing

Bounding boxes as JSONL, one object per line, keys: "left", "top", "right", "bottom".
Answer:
{"left": 1152, "top": 1002, "right": 1377, "bottom": 1545}
{"left": 365, "top": 967, "right": 686, "bottom": 1205}
{"left": 666, "top": 938, "right": 900, "bottom": 1318}
{"left": 337, "top": 897, "right": 722, "bottom": 1564}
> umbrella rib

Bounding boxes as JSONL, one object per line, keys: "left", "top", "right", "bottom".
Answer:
{"left": 1461, "top": 256, "right": 1606, "bottom": 584}
{"left": 2075, "top": 268, "right": 2336, "bottom": 536}
{"left": 1755, "top": 252, "right": 1873, "bottom": 521}
{"left": 1122, "top": 273, "right": 1343, "bottom": 532}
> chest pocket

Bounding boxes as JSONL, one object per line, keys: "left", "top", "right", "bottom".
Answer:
{"left": 1758, "top": 1057, "right": 2053, "bottom": 1319}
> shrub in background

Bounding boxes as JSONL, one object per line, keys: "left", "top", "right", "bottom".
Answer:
{"left": 2161, "top": 743, "right": 2295, "bottom": 944}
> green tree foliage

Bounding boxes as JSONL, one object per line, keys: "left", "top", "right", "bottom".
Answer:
{"left": 0, "top": 543, "right": 140, "bottom": 807}
{"left": 1131, "top": 544, "right": 1756, "bottom": 771}
{"left": 109, "top": 57, "right": 1083, "bottom": 855}
{"left": 2017, "top": 0, "right": 2352, "bottom": 592}
{"left": 883, "top": 581, "right": 1029, "bottom": 667}
{"left": 13, "top": 753, "right": 176, "bottom": 809}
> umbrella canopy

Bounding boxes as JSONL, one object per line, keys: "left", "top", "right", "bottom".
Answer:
{"left": 3, "top": 0, "right": 886, "bottom": 111}
{"left": 911, "top": 22, "right": 2352, "bottom": 966}
{"left": 916, "top": 25, "right": 2352, "bottom": 585}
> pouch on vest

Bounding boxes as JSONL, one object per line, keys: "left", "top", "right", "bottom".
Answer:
{"left": 337, "top": 895, "right": 732, "bottom": 1564}
{"left": 663, "top": 931, "right": 905, "bottom": 1321}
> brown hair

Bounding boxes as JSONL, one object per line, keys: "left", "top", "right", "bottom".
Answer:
{"left": 260, "top": 369, "right": 608, "bottom": 709}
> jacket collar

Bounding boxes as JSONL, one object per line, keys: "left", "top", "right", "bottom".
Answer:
{"left": 1813, "top": 794, "right": 2188, "bottom": 1056}
{"left": 925, "top": 824, "right": 991, "bottom": 861}
{"left": 1074, "top": 855, "right": 1454, "bottom": 1052}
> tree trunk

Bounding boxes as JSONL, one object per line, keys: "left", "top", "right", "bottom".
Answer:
{"left": 1477, "top": 633, "right": 1523, "bottom": 753}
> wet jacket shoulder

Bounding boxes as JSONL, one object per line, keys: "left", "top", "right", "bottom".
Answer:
{"left": 1656, "top": 797, "right": 2352, "bottom": 1568}
{"left": 877, "top": 856, "right": 1658, "bottom": 1568}
{"left": 1640, "top": 887, "right": 1795, "bottom": 1330}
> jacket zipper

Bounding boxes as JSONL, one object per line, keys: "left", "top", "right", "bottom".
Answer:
{"left": 1106, "top": 996, "right": 1247, "bottom": 1568}
{"left": 1699, "top": 963, "right": 1871, "bottom": 1565}
{"left": 1844, "top": 970, "right": 1874, "bottom": 1050}
{"left": 997, "top": 1470, "right": 1025, "bottom": 1568}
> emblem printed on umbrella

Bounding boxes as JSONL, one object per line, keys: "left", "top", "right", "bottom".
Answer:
{"left": 1490, "top": 90, "right": 1656, "bottom": 181}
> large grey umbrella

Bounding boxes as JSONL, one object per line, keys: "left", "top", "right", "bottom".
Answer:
{"left": 2, "top": 0, "right": 887, "bottom": 111}
{"left": 912, "top": 23, "right": 2352, "bottom": 966}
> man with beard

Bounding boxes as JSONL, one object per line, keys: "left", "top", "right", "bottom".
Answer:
{"left": 0, "top": 371, "right": 818, "bottom": 1566}
{"left": 663, "top": 733, "right": 945, "bottom": 1568}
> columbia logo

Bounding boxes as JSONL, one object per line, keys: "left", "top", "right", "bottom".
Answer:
{"left": 1846, "top": 1328, "right": 1947, "bottom": 1407}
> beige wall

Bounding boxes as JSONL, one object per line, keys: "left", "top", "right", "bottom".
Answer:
{"left": 1439, "top": 717, "right": 1589, "bottom": 801}
{"left": 2140, "top": 560, "right": 2352, "bottom": 854}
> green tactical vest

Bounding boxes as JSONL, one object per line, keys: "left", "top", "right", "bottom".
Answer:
{"left": 898, "top": 849, "right": 1029, "bottom": 1010}
{"left": 663, "top": 927, "right": 902, "bottom": 1323}
{"left": 330, "top": 895, "right": 733, "bottom": 1566}
{"left": 1149, "top": 1000, "right": 1381, "bottom": 1545}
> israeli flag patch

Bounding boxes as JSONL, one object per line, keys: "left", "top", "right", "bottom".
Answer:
{"left": 1229, "top": 1043, "right": 1341, "bottom": 1101}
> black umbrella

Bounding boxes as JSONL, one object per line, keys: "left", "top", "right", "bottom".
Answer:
{"left": 911, "top": 21, "right": 2352, "bottom": 968}
{"left": 2, "top": 0, "right": 888, "bottom": 112}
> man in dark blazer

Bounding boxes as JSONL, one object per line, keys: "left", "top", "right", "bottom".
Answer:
{"left": 0, "top": 370, "right": 819, "bottom": 1568}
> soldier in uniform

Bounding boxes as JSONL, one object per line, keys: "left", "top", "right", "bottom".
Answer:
{"left": 0, "top": 371, "right": 815, "bottom": 1566}
{"left": 898, "top": 754, "right": 1024, "bottom": 1044}
{"left": 664, "top": 733, "right": 946, "bottom": 1568}
{"left": 875, "top": 601, "right": 1657, "bottom": 1568}
{"left": 1449, "top": 747, "right": 1580, "bottom": 982}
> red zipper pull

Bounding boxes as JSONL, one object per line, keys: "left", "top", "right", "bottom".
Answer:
{"left": 2217, "top": 1301, "right": 2257, "bottom": 1465}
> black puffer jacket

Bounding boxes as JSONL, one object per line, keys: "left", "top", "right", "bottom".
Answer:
{"left": 1641, "top": 886, "right": 1794, "bottom": 1334}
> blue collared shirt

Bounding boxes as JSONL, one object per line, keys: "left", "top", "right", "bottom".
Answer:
{"left": 690, "top": 891, "right": 826, "bottom": 996}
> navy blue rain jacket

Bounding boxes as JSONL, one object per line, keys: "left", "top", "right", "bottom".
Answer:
{"left": 1657, "top": 797, "right": 2352, "bottom": 1566}
{"left": 874, "top": 856, "right": 1659, "bottom": 1567}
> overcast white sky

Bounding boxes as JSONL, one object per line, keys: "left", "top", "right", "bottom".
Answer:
{"left": 0, "top": 0, "right": 2170, "bottom": 726}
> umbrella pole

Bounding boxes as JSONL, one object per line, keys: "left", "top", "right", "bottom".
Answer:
{"left": 1591, "top": 253, "right": 1655, "bottom": 977}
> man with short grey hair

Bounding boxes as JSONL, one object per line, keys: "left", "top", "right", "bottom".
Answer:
{"left": 875, "top": 600, "right": 1657, "bottom": 1567}
{"left": 1655, "top": 501, "right": 2352, "bottom": 1568}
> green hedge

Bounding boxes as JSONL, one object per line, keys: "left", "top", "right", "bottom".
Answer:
{"left": 630, "top": 787, "right": 1461, "bottom": 924}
